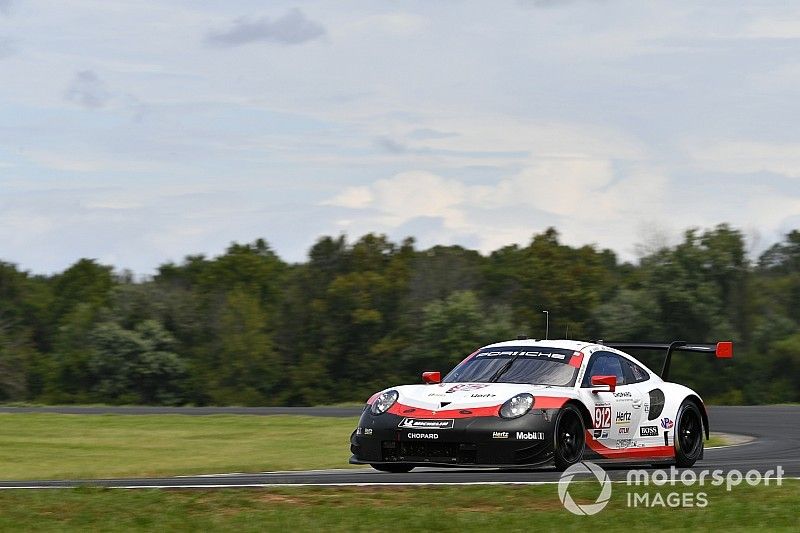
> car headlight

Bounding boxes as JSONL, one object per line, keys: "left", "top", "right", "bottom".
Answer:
{"left": 370, "top": 390, "right": 399, "bottom": 415}
{"left": 499, "top": 393, "right": 534, "bottom": 419}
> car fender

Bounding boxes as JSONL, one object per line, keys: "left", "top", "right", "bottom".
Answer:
{"left": 656, "top": 382, "right": 709, "bottom": 440}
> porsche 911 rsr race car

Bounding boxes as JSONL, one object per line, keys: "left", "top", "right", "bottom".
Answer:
{"left": 350, "top": 339, "right": 732, "bottom": 472}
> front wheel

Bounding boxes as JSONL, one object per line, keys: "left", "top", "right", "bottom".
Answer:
{"left": 370, "top": 464, "right": 414, "bottom": 473}
{"left": 553, "top": 404, "right": 586, "bottom": 471}
{"left": 674, "top": 400, "right": 704, "bottom": 467}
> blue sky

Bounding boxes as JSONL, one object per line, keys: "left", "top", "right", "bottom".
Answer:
{"left": 1, "top": 0, "right": 799, "bottom": 274}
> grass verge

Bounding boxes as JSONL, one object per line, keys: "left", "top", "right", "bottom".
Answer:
{"left": 0, "top": 414, "right": 361, "bottom": 480}
{"left": 0, "top": 482, "right": 795, "bottom": 532}
{"left": 0, "top": 412, "right": 743, "bottom": 480}
{"left": 706, "top": 433, "right": 730, "bottom": 448}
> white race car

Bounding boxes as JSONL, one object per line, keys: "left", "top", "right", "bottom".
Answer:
{"left": 350, "top": 338, "right": 732, "bottom": 472}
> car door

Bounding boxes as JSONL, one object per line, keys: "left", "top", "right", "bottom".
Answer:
{"left": 579, "top": 351, "right": 646, "bottom": 451}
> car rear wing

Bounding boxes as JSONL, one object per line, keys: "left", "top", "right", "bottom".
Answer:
{"left": 598, "top": 341, "right": 733, "bottom": 381}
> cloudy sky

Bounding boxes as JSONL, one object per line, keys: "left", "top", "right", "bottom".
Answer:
{"left": 2, "top": 0, "right": 800, "bottom": 274}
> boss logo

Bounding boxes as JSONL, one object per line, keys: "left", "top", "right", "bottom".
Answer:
{"left": 640, "top": 426, "right": 659, "bottom": 437}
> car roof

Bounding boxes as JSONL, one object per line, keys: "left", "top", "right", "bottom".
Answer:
{"left": 480, "top": 339, "right": 658, "bottom": 376}
{"left": 481, "top": 339, "right": 594, "bottom": 351}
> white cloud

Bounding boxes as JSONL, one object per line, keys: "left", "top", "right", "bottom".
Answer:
{"left": 745, "top": 192, "right": 800, "bottom": 229}
{"left": 204, "top": 8, "right": 325, "bottom": 47}
{"left": 321, "top": 159, "right": 670, "bottom": 258}
{"left": 689, "top": 140, "right": 800, "bottom": 177}
{"left": 345, "top": 12, "right": 428, "bottom": 37}
{"left": 746, "top": 16, "right": 800, "bottom": 39}
{"left": 323, "top": 186, "right": 373, "bottom": 209}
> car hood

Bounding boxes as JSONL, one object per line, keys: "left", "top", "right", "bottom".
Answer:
{"left": 391, "top": 382, "right": 577, "bottom": 412}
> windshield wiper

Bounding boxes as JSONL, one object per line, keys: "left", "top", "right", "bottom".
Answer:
{"left": 489, "top": 354, "right": 524, "bottom": 382}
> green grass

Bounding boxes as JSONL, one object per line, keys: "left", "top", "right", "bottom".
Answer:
{"left": 0, "top": 482, "right": 795, "bottom": 532}
{"left": 706, "top": 433, "right": 729, "bottom": 448}
{"left": 0, "top": 413, "right": 742, "bottom": 480}
{"left": 0, "top": 414, "right": 361, "bottom": 480}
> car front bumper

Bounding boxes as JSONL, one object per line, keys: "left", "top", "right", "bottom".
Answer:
{"left": 349, "top": 408, "right": 559, "bottom": 467}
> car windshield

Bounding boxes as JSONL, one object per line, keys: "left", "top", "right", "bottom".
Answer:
{"left": 442, "top": 347, "right": 580, "bottom": 387}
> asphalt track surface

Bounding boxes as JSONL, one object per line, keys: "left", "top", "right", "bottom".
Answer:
{"left": 0, "top": 405, "right": 797, "bottom": 489}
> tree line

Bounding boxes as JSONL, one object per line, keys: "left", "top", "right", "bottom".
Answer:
{"left": 1, "top": 225, "right": 798, "bottom": 406}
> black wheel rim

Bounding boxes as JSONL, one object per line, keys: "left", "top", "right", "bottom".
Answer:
{"left": 558, "top": 412, "right": 584, "bottom": 462}
{"left": 678, "top": 408, "right": 702, "bottom": 456}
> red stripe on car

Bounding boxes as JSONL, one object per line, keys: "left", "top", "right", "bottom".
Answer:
{"left": 585, "top": 430, "right": 674, "bottom": 458}
{"left": 386, "top": 396, "right": 571, "bottom": 418}
{"left": 387, "top": 402, "right": 500, "bottom": 418}
{"left": 533, "top": 396, "right": 570, "bottom": 409}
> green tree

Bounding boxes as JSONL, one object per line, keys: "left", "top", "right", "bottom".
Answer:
{"left": 402, "top": 290, "right": 516, "bottom": 374}
{"left": 205, "top": 289, "right": 280, "bottom": 405}
{"left": 87, "top": 320, "right": 186, "bottom": 404}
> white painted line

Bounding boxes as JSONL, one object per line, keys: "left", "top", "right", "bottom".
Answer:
{"left": 173, "top": 467, "right": 370, "bottom": 478}
{"left": 2, "top": 478, "right": 798, "bottom": 490}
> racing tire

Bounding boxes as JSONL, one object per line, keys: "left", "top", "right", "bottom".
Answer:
{"left": 370, "top": 464, "right": 415, "bottom": 473}
{"left": 674, "top": 400, "right": 704, "bottom": 468}
{"left": 553, "top": 404, "right": 586, "bottom": 471}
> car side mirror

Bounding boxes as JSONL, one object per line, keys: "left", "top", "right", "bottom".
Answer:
{"left": 422, "top": 371, "right": 441, "bottom": 384}
{"left": 591, "top": 375, "right": 617, "bottom": 393}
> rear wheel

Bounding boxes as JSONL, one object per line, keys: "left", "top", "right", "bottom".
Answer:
{"left": 674, "top": 400, "right": 704, "bottom": 468}
{"left": 554, "top": 404, "right": 586, "bottom": 471}
{"left": 370, "top": 464, "right": 414, "bottom": 473}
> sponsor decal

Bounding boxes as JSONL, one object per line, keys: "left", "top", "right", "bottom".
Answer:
{"left": 617, "top": 439, "right": 632, "bottom": 448}
{"left": 363, "top": 428, "right": 373, "bottom": 436}
{"left": 445, "top": 384, "right": 489, "bottom": 393}
{"left": 640, "top": 426, "right": 659, "bottom": 437}
{"left": 593, "top": 429, "right": 602, "bottom": 439}
{"left": 398, "top": 418, "right": 455, "bottom": 430}
{"left": 601, "top": 430, "right": 609, "bottom": 439}
{"left": 614, "top": 391, "right": 632, "bottom": 398}
{"left": 470, "top": 393, "right": 496, "bottom": 398}
{"left": 632, "top": 399, "right": 642, "bottom": 409}
{"left": 619, "top": 427, "right": 630, "bottom": 435}
{"left": 615, "top": 411, "right": 632, "bottom": 425}
{"left": 660, "top": 418, "right": 674, "bottom": 430}
{"left": 644, "top": 403, "right": 650, "bottom": 413}
{"left": 492, "top": 431, "right": 509, "bottom": 439}
{"left": 427, "top": 393, "right": 446, "bottom": 397}
{"left": 516, "top": 431, "right": 545, "bottom": 440}
{"left": 407, "top": 433, "right": 438, "bottom": 439}
{"left": 355, "top": 427, "right": 362, "bottom": 435}
{"left": 478, "top": 350, "right": 566, "bottom": 360}
{"left": 594, "top": 406, "right": 612, "bottom": 429}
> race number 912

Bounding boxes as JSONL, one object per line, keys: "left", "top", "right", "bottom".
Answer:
{"left": 594, "top": 406, "right": 611, "bottom": 429}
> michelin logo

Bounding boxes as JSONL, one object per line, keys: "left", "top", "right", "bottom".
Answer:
{"left": 398, "top": 418, "right": 454, "bottom": 430}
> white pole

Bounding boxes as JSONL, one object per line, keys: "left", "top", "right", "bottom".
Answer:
{"left": 543, "top": 310, "right": 549, "bottom": 340}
